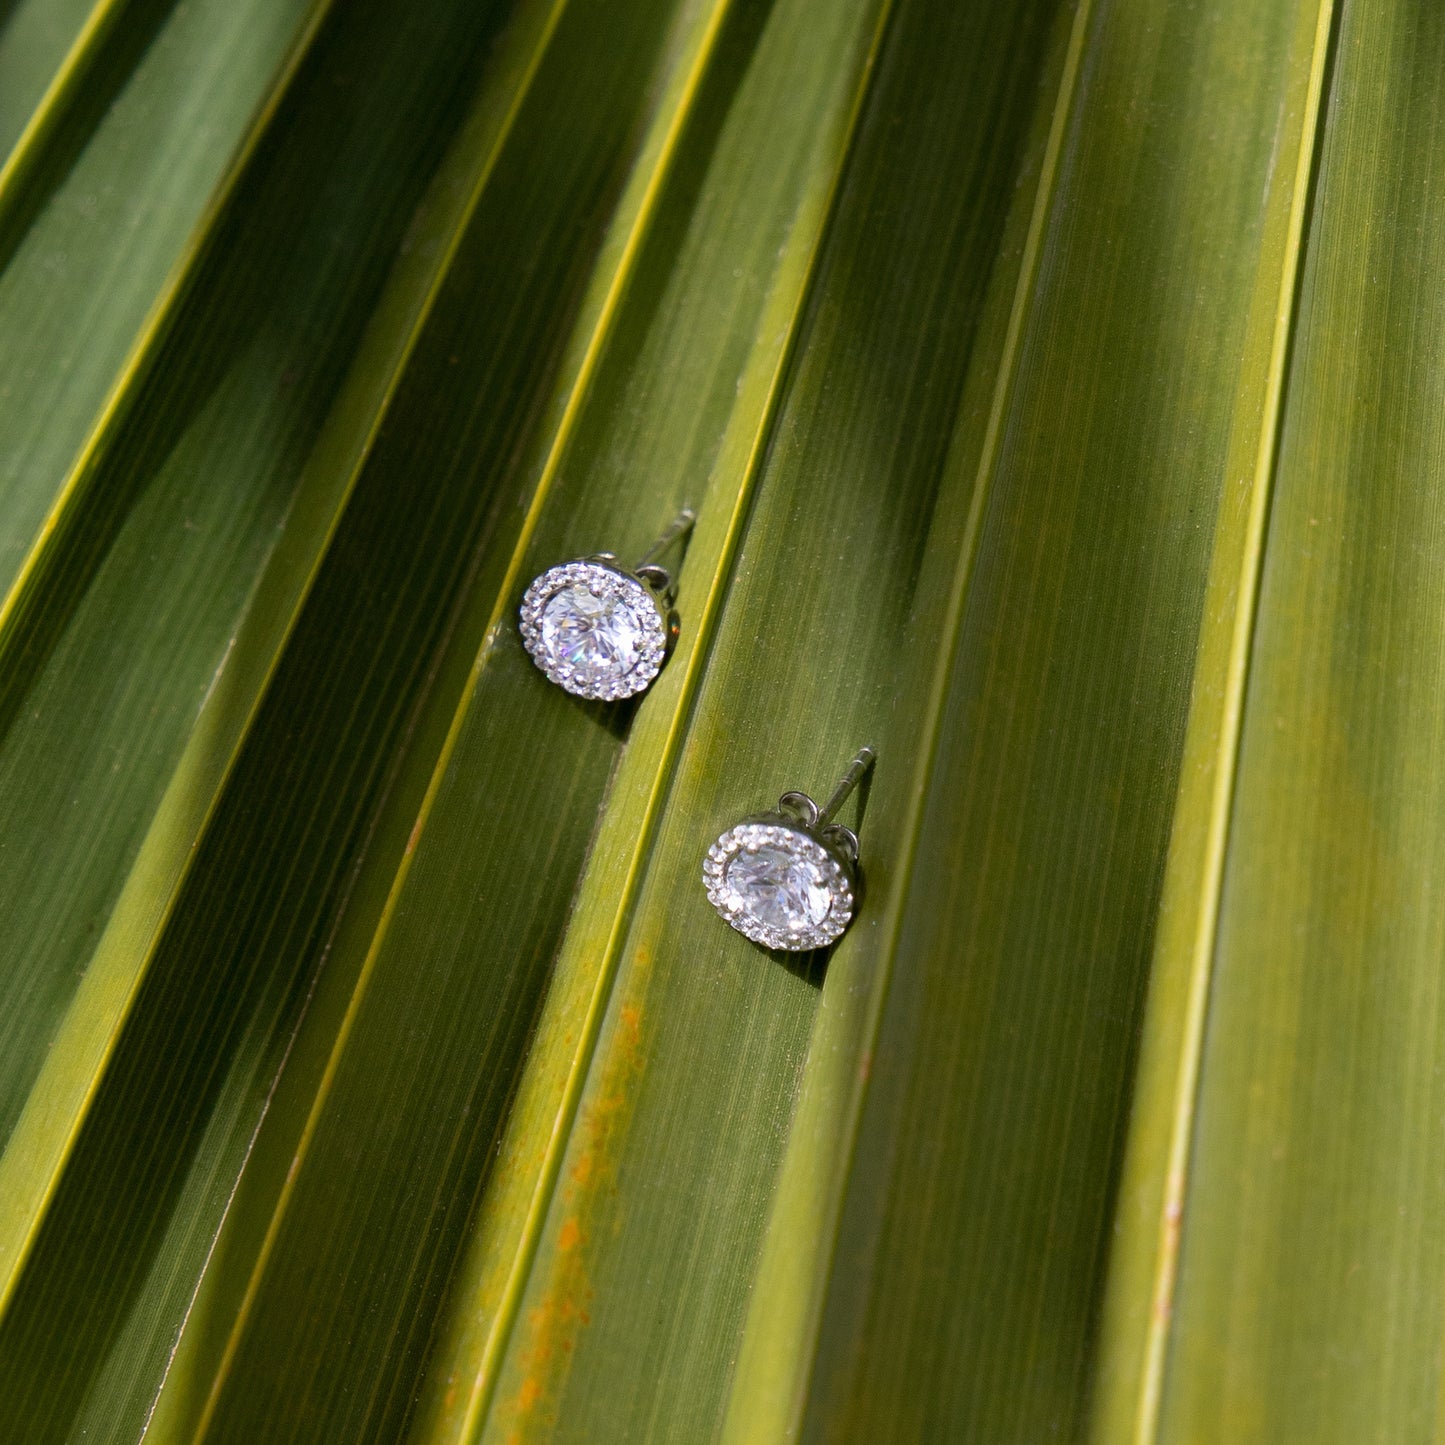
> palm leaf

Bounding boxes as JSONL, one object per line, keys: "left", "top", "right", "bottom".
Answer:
{"left": 1153, "top": 2, "right": 1445, "bottom": 1438}
{"left": 0, "top": 0, "right": 1431, "bottom": 1440}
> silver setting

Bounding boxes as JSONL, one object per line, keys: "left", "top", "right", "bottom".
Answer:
{"left": 703, "top": 747, "right": 875, "bottom": 952}
{"left": 519, "top": 510, "right": 693, "bottom": 702}
{"left": 704, "top": 822, "right": 854, "bottom": 950}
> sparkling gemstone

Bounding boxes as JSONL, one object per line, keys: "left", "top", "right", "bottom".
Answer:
{"left": 722, "top": 842, "right": 834, "bottom": 935}
{"left": 520, "top": 562, "right": 666, "bottom": 700}
{"left": 540, "top": 582, "right": 645, "bottom": 685}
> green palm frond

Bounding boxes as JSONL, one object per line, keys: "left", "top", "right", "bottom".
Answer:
{"left": 0, "top": 0, "right": 1433, "bottom": 1441}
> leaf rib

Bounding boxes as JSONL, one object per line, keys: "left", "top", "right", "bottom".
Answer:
{"left": 756, "top": 1, "right": 1096, "bottom": 1431}
{"left": 0, "top": 0, "right": 336, "bottom": 657}
{"left": 183, "top": 2, "right": 745, "bottom": 1429}
{"left": 123, "top": 0, "right": 578, "bottom": 1425}
{"left": 1106, "top": 2, "right": 1340, "bottom": 1438}
{"left": 455, "top": 6, "right": 899, "bottom": 1436}
{"left": 0, "top": 0, "right": 342, "bottom": 1314}
{"left": 0, "top": 0, "right": 132, "bottom": 208}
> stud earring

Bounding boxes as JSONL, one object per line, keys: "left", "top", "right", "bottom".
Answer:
{"left": 520, "top": 508, "right": 695, "bottom": 701}
{"left": 703, "top": 746, "right": 876, "bottom": 951}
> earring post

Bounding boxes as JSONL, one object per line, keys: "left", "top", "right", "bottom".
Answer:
{"left": 635, "top": 507, "right": 697, "bottom": 570}
{"left": 817, "top": 746, "right": 877, "bottom": 826}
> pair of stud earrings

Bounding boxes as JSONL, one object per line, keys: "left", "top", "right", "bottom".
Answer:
{"left": 519, "top": 510, "right": 874, "bottom": 952}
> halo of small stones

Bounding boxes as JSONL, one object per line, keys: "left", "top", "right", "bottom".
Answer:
{"left": 702, "top": 822, "right": 854, "bottom": 952}
{"left": 519, "top": 561, "right": 667, "bottom": 701}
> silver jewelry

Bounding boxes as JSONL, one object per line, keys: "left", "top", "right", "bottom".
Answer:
{"left": 520, "top": 509, "right": 694, "bottom": 701}
{"left": 703, "top": 747, "right": 875, "bottom": 951}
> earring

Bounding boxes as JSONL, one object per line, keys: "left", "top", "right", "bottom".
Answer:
{"left": 704, "top": 747, "right": 876, "bottom": 951}
{"left": 520, "top": 509, "right": 695, "bottom": 701}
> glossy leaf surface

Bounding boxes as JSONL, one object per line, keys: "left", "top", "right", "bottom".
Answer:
{"left": 1159, "top": 2, "right": 1445, "bottom": 1439}
{"left": 0, "top": 0, "right": 1436, "bottom": 1440}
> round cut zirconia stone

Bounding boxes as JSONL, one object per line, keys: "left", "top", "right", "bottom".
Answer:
{"left": 723, "top": 846, "right": 831, "bottom": 932}
{"left": 520, "top": 561, "right": 667, "bottom": 700}
{"left": 542, "top": 584, "right": 643, "bottom": 679}
{"left": 702, "top": 822, "right": 854, "bottom": 952}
